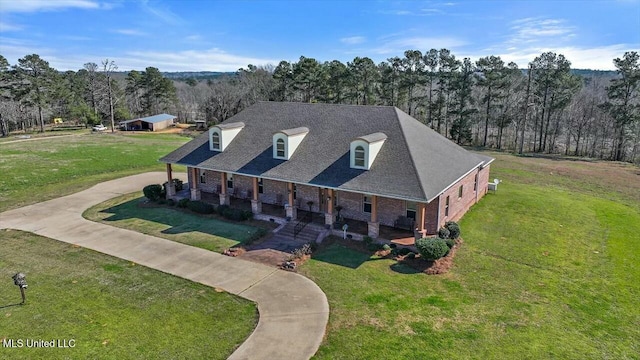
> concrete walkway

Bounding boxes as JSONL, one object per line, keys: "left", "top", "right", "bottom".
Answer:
{"left": 0, "top": 172, "right": 329, "bottom": 360}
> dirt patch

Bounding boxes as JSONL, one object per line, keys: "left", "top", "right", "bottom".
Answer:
{"left": 399, "top": 238, "right": 463, "bottom": 275}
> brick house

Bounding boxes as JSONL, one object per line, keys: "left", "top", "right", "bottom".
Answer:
{"left": 161, "top": 102, "right": 493, "bottom": 238}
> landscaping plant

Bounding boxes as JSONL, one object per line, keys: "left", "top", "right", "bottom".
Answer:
{"left": 415, "top": 237, "right": 449, "bottom": 260}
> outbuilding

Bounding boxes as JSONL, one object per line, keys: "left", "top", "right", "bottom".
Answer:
{"left": 120, "top": 114, "right": 176, "bottom": 131}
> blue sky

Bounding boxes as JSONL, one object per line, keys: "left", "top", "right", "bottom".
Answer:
{"left": 1, "top": 0, "right": 638, "bottom": 71}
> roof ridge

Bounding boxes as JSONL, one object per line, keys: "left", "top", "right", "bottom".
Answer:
{"left": 257, "top": 100, "right": 397, "bottom": 109}
{"left": 393, "top": 107, "right": 429, "bottom": 202}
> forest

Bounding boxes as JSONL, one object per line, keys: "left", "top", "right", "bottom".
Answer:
{"left": 0, "top": 49, "right": 638, "bottom": 163}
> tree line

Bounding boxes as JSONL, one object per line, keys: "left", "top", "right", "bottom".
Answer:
{"left": 0, "top": 50, "right": 638, "bottom": 163}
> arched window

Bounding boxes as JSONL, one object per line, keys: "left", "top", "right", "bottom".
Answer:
{"left": 211, "top": 132, "right": 220, "bottom": 150}
{"left": 276, "top": 138, "right": 285, "bottom": 158}
{"left": 354, "top": 146, "right": 365, "bottom": 167}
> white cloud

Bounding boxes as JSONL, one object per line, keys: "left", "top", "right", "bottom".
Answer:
{"left": 461, "top": 44, "right": 635, "bottom": 70}
{"left": 508, "top": 17, "right": 576, "bottom": 46}
{"left": 112, "top": 29, "right": 147, "bottom": 36}
{"left": 0, "top": 21, "right": 22, "bottom": 32}
{"left": 0, "top": 0, "right": 100, "bottom": 13}
{"left": 120, "top": 48, "right": 279, "bottom": 72}
{"left": 340, "top": 36, "right": 366, "bottom": 45}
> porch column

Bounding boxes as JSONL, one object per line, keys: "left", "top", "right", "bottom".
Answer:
{"left": 165, "top": 163, "right": 175, "bottom": 198}
{"left": 417, "top": 202, "right": 427, "bottom": 237}
{"left": 190, "top": 167, "right": 201, "bottom": 200}
{"left": 324, "top": 188, "right": 334, "bottom": 227}
{"left": 251, "top": 177, "right": 262, "bottom": 214}
{"left": 285, "top": 182, "right": 297, "bottom": 220}
{"left": 220, "top": 172, "right": 229, "bottom": 205}
{"left": 368, "top": 195, "right": 379, "bottom": 238}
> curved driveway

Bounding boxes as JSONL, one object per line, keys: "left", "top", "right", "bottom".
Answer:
{"left": 0, "top": 172, "right": 328, "bottom": 360}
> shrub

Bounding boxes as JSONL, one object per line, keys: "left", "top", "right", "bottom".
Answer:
{"left": 187, "top": 200, "right": 215, "bottom": 214}
{"left": 363, "top": 236, "right": 373, "bottom": 246}
{"left": 157, "top": 199, "right": 167, "bottom": 205}
{"left": 415, "top": 237, "right": 449, "bottom": 261}
{"left": 445, "top": 238, "right": 455, "bottom": 249}
{"left": 437, "top": 227, "right": 450, "bottom": 239}
{"left": 217, "top": 204, "right": 230, "bottom": 217}
{"left": 143, "top": 184, "right": 164, "bottom": 202}
{"left": 445, "top": 221, "right": 461, "bottom": 239}
{"left": 406, "top": 252, "right": 416, "bottom": 259}
{"left": 177, "top": 198, "right": 189, "bottom": 208}
{"left": 397, "top": 247, "right": 412, "bottom": 256}
{"left": 166, "top": 198, "right": 176, "bottom": 206}
{"left": 382, "top": 244, "right": 391, "bottom": 251}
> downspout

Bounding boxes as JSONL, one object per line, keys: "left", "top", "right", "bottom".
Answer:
{"left": 436, "top": 196, "right": 442, "bottom": 231}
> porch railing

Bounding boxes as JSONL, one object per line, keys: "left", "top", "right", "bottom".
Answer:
{"left": 293, "top": 211, "right": 312, "bottom": 238}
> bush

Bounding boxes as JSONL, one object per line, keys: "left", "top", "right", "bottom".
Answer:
{"left": 382, "top": 244, "right": 391, "bottom": 251}
{"left": 363, "top": 236, "right": 373, "bottom": 246}
{"left": 177, "top": 198, "right": 189, "bottom": 208}
{"left": 166, "top": 198, "right": 176, "bottom": 207}
{"left": 437, "top": 227, "right": 450, "bottom": 239}
{"left": 406, "top": 252, "right": 416, "bottom": 259}
{"left": 415, "top": 237, "right": 449, "bottom": 261}
{"left": 187, "top": 200, "right": 215, "bottom": 214}
{"left": 217, "top": 204, "right": 230, "bottom": 216}
{"left": 397, "top": 247, "right": 412, "bottom": 256}
{"left": 445, "top": 238, "right": 456, "bottom": 249}
{"left": 143, "top": 184, "right": 164, "bottom": 202}
{"left": 157, "top": 199, "right": 167, "bottom": 205}
{"left": 445, "top": 221, "right": 461, "bottom": 239}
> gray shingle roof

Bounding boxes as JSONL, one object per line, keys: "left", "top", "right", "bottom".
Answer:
{"left": 160, "top": 102, "right": 491, "bottom": 202}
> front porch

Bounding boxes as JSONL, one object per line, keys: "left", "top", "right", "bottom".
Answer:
{"left": 165, "top": 164, "right": 436, "bottom": 240}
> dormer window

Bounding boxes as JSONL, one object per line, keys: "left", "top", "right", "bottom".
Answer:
{"left": 354, "top": 146, "right": 365, "bottom": 167}
{"left": 209, "top": 122, "right": 244, "bottom": 151}
{"left": 350, "top": 132, "right": 387, "bottom": 170}
{"left": 211, "top": 132, "right": 220, "bottom": 150}
{"left": 276, "top": 138, "right": 285, "bottom": 158}
{"left": 273, "top": 127, "right": 309, "bottom": 160}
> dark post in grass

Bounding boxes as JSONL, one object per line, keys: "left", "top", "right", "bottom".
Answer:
{"left": 12, "top": 273, "right": 27, "bottom": 305}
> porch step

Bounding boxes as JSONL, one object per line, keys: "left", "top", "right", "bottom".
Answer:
{"left": 277, "top": 221, "right": 323, "bottom": 244}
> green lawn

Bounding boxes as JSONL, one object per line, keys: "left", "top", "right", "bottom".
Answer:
{"left": 0, "top": 230, "right": 257, "bottom": 359}
{"left": 83, "top": 193, "right": 273, "bottom": 252}
{"left": 0, "top": 132, "right": 189, "bottom": 212}
{"left": 298, "top": 153, "right": 640, "bottom": 359}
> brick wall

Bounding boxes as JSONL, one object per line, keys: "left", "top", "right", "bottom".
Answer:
{"left": 186, "top": 164, "right": 490, "bottom": 233}
{"left": 437, "top": 166, "right": 490, "bottom": 229}
{"left": 424, "top": 199, "right": 440, "bottom": 234}
{"left": 336, "top": 191, "right": 404, "bottom": 227}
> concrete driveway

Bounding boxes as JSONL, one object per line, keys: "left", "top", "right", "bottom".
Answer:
{"left": 0, "top": 172, "right": 329, "bottom": 360}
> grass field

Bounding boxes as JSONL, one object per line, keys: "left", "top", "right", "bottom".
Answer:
{"left": 1, "top": 133, "right": 259, "bottom": 359}
{"left": 83, "top": 193, "right": 274, "bottom": 253}
{"left": 0, "top": 230, "right": 256, "bottom": 359}
{"left": 298, "top": 153, "right": 640, "bottom": 359}
{"left": 0, "top": 132, "right": 190, "bottom": 212}
{"left": 2, "top": 132, "right": 638, "bottom": 359}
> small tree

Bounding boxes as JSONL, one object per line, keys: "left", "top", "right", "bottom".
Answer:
{"left": 143, "top": 184, "right": 164, "bottom": 201}
{"left": 415, "top": 237, "right": 449, "bottom": 261}
{"left": 445, "top": 221, "right": 461, "bottom": 239}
